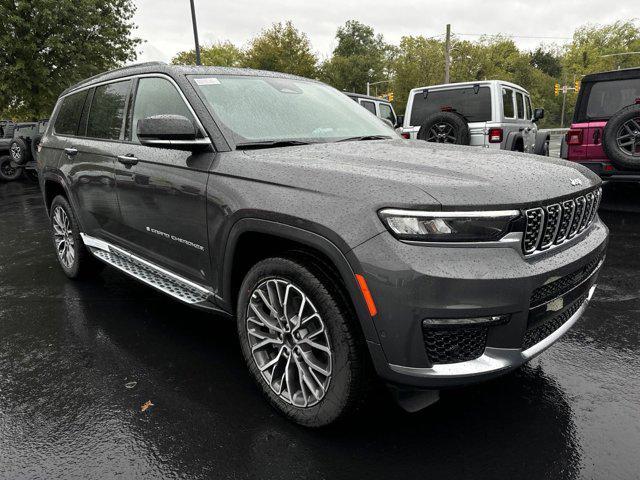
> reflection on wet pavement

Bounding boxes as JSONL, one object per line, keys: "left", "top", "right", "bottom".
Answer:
{"left": 0, "top": 180, "right": 638, "bottom": 479}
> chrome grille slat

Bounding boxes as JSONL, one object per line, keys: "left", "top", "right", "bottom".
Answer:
{"left": 522, "top": 188, "right": 601, "bottom": 256}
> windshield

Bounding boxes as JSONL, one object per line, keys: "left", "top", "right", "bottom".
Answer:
{"left": 191, "top": 75, "right": 396, "bottom": 146}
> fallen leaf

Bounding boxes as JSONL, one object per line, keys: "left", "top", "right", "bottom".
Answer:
{"left": 141, "top": 400, "right": 154, "bottom": 412}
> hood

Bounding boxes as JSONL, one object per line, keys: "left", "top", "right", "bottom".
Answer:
{"left": 228, "top": 139, "right": 601, "bottom": 209}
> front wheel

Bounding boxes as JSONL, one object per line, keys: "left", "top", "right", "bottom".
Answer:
{"left": 0, "top": 155, "right": 23, "bottom": 181}
{"left": 237, "top": 257, "right": 368, "bottom": 427}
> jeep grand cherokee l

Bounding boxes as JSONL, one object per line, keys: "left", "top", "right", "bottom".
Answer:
{"left": 38, "top": 63, "right": 609, "bottom": 427}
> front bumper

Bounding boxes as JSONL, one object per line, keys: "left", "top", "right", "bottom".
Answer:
{"left": 352, "top": 217, "right": 609, "bottom": 388}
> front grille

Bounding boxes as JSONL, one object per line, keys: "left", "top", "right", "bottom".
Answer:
{"left": 522, "top": 293, "right": 588, "bottom": 350}
{"left": 530, "top": 252, "right": 604, "bottom": 307}
{"left": 422, "top": 325, "right": 488, "bottom": 364}
{"left": 523, "top": 188, "right": 601, "bottom": 255}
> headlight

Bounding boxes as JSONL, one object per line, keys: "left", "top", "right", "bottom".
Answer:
{"left": 378, "top": 209, "right": 521, "bottom": 242}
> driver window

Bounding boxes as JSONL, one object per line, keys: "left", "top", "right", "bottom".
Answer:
{"left": 130, "top": 77, "right": 195, "bottom": 143}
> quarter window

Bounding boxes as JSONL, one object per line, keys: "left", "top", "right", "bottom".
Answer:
{"left": 130, "top": 77, "right": 195, "bottom": 142}
{"left": 54, "top": 90, "right": 89, "bottom": 136}
{"left": 502, "top": 88, "right": 514, "bottom": 118}
{"left": 86, "top": 80, "right": 131, "bottom": 140}
{"left": 360, "top": 100, "right": 376, "bottom": 114}
{"left": 515, "top": 92, "right": 525, "bottom": 119}
{"left": 379, "top": 103, "right": 396, "bottom": 124}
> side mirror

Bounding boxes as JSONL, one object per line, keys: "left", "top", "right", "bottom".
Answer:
{"left": 533, "top": 108, "right": 545, "bottom": 122}
{"left": 396, "top": 114, "right": 404, "bottom": 129}
{"left": 137, "top": 115, "right": 210, "bottom": 150}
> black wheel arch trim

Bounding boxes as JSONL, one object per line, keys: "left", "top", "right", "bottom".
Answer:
{"left": 219, "top": 216, "right": 381, "bottom": 344}
{"left": 505, "top": 131, "right": 524, "bottom": 151}
{"left": 41, "top": 172, "right": 85, "bottom": 230}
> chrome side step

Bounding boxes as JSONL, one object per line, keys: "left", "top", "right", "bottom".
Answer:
{"left": 81, "top": 233, "right": 213, "bottom": 306}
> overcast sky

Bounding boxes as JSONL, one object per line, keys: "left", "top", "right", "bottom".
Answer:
{"left": 132, "top": 0, "right": 637, "bottom": 63}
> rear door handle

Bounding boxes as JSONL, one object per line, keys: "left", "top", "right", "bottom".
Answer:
{"left": 64, "top": 147, "right": 78, "bottom": 157}
{"left": 117, "top": 154, "right": 139, "bottom": 166}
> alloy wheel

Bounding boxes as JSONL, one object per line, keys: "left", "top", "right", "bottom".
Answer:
{"left": 616, "top": 117, "right": 640, "bottom": 156}
{"left": 426, "top": 122, "right": 457, "bottom": 143}
{"left": 9, "top": 144, "right": 21, "bottom": 162}
{"left": 52, "top": 206, "right": 75, "bottom": 269}
{"left": 245, "top": 278, "right": 332, "bottom": 407}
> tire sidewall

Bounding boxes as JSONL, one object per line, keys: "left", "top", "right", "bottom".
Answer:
{"left": 236, "top": 257, "right": 355, "bottom": 427}
{"left": 50, "top": 196, "right": 82, "bottom": 278}
{"left": 10, "top": 138, "right": 30, "bottom": 165}
{"left": 603, "top": 104, "right": 640, "bottom": 170}
{"left": 418, "top": 111, "right": 471, "bottom": 145}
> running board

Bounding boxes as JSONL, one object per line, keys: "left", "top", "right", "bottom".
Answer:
{"left": 81, "top": 233, "right": 216, "bottom": 307}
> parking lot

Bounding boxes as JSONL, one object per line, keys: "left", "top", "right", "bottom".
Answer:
{"left": 0, "top": 178, "right": 638, "bottom": 480}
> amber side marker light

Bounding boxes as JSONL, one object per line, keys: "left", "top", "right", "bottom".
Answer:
{"left": 355, "top": 274, "right": 377, "bottom": 317}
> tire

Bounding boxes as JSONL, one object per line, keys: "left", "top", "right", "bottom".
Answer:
{"left": 9, "top": 138, "right": 30, "bottom": 165}
{"left": 602, "top": 104, "right": 640, "bottom": 170}
{"left": 0, "top": 155, "right": 23, "bottom": 181}
{"left": 237, "top": 257, "right": 368, "bottom": 427}
{"left": 49, "top": 195, "right": 103, "bottom": 279}
{"left": 417, "top": 111, "right": 470, "bottom": 145}
{"left": 534, "top": 133, "right": 550, "bottom": 156}
{"left": 31, "top": 134, "right": 42, "bottom": 161}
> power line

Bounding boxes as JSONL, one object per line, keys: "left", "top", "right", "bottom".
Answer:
{"left": 456, "top": 33, "right": 573, "bottom": 40}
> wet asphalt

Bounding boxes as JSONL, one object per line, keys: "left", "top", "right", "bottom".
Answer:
{"left": 0, "top": 178, "right": 639, "bottom": 480}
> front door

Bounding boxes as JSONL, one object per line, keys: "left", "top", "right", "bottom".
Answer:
{"left": 112, "top": 76, "right": 214, "bottom": 284}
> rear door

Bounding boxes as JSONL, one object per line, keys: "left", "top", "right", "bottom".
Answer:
{"left": 110, "top": 75, "right": 213, "bottom": 283}
{"left": 59, "top": 82, "right": 130, "bottom": 238}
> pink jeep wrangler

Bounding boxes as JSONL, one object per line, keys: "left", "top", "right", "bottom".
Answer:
{"left": 562, "top": 68, "right": 640, "bottom": 180}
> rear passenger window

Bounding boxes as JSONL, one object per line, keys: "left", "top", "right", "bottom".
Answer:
{"left": 54, "top": 90, "right": 89, "bottom": 136}
{"left": 515, "top": 92, "right": 525, "bottom": 119}
{"left": 502, "top": 88, "right": 514, "bottom": 118}
{"left": 360, "top": 100, "right": 376, "bottom": 114}
{"left": 130, "top": 77, "right": 194, "bottom": 142}
{"left": 86, "top": 80, "right": 131, "bottom": 140}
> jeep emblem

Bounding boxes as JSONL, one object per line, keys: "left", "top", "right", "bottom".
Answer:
{"left": 570, "top": 178, "right": 582, "bottom": 187}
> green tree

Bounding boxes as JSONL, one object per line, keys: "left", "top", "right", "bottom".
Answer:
{"left": 172, "top": 41, "right": 244, "bottom": 67}
{"left": 320, "top": 20, "right": 393, "bottom": 94}
{"left": 530, "top": 46, "right": 562, "bottom": 78}
{"left": 244, "top": 21, "right": 317, "bottom": 77}
{"left": 0, "top": 0, "right": 140, "bottom": 120}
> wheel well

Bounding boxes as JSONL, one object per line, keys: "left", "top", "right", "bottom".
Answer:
{"left": 44, "top": 180, "right": 67, "bottom": 213}
{"left": 229, "top": 232, "right": 355, "bottom": 317}
{"left": 512, "top": 137, "right": 524, "bottom": 152}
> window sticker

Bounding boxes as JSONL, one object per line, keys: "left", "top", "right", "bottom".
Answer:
{"left": 195, "top": 77, "right": 221, "bottom": 86}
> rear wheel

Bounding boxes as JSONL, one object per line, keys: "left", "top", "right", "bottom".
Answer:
{"left": 0, "top": 155, "right": 22, "bottom": 181}
{"left": 417, "top": 111, "right": 470, "bottom": 145}
{"left": 237, "top": 257, "right": 368, "bottom": 427}
{"left": 49, "top": 195, "right": 103, "bottom": 278}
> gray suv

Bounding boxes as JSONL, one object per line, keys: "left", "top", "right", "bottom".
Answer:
{"left": 38, "top": 63, "right": 608, "bottom": 427}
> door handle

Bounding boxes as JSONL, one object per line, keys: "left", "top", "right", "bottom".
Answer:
{"left": 64, "top": 147, "right": 78, "bottom": 157}
{"left": 117, "top": 154, "right": 139, "bottom": 166}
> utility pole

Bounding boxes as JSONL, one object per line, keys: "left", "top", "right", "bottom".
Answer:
{"left": 189, "top": 0, "right": 202, "bottom": 66}
{"left": 444, "top": 24, "right": 451, "bottom": 84}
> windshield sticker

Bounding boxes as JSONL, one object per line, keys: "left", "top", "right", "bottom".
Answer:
{"left": 195, "top": 77, "right": 221, "bottom": 86}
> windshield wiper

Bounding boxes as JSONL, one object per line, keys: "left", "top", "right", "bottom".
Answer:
{"left": 235, "top": 140, "right": 317, "bottom": 150}
{"left": 335, "top": 135, "right": 393, "bottom": 142}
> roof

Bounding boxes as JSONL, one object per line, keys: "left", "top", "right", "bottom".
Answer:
{"left": 581, "top": 67, "right": 640, "bottom": 83}
{"left": 61, "top": 61, "right": 316, "bottom": 96}
{"left": 409, "top": 79, "right": 529, "bottom": 93}
{"left": 344, "top": 92, "right": 392, "bottom": 103}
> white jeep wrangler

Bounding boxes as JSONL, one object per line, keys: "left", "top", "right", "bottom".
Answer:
{"left": 400, "top": 80, "right": 550, "bottom": 155}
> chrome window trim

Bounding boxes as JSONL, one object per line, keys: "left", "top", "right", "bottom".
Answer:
{"left": 55, "top": 73, "right": 208, "bottom": 138}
